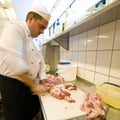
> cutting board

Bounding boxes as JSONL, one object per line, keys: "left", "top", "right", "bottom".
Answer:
{"left": 40, "top": 88, "right": 87, "bottom": 120}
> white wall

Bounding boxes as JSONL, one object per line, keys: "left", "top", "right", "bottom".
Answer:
{"left": 60, "top": 19, "right": 120, "bottom": 85}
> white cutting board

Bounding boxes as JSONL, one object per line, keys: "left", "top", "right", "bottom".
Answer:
{"left": 40, "top": 88, "right": 87, "bottom": 120}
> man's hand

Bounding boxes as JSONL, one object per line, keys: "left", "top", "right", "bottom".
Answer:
{"left": 39, "top": 79, "right": 47, "bottom": 84}
{"left": 31, "top": 84, "right": 49, "bottom": 95}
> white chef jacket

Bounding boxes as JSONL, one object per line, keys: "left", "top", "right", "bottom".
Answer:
{"left": 33, "top": 37, "right": 42, "bottom": 52}
{"left": 0, "top": 21, "right": 46, "bottom": 80}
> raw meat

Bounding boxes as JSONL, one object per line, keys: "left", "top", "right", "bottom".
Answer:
{"left": 45, "top": 74, "right": 77, "bottom": 103}
{"left": 63, "top": 83, "right": 77, "bottom": 90}
{"left": 47, "top": 74, "right": 64, "bottom": 86}
{"left": 50, "top": 84, "right": 75, "bottom": 103}
{"left": 80, "top": 92, "right": 105, "bottom": 120}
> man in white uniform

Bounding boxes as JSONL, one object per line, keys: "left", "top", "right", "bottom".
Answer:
{"left": 0, "top": 4, "right": 51, "bottom": 120}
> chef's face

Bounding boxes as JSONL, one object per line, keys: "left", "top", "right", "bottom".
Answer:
{"left": 27, "top": 14, "right": 48, "bottom": 38}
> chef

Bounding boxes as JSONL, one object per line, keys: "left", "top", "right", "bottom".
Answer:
{"left": 0, "top": 3, "right": 51, "bottom": 120}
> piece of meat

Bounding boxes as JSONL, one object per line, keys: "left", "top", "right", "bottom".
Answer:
{"left": 50, "top": 85, "right": 75, "bottom": 103}
{"left": 45, "top": 75, "right": 77, "bottom": 103}
{"left": 63, "top": 83, "right": 77, "bottom": 90}
{"left": 46, "top": 74, "right": 64, "bottom": 87}
{"left": 80, "top": 92, "right": 105, "bottom": 120}
{"left": 64, "top": 96, "right": 75, "bottom": 103}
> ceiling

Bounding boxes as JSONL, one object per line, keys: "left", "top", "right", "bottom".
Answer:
{"left": 0, "top": 0, "right": 61, "bottom": 34}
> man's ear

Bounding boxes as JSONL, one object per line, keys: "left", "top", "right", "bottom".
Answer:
{"left": 28, "top": 13, "right": 34, "bottom": 21}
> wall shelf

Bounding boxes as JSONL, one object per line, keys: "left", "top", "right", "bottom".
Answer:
{"left": 43, "top": 0, "right": 120, "bottom": 50}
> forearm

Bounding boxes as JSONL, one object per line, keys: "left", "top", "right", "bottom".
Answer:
{"left": 17, "top": 74, "right": 36, "bottom": 89}
{"left": 16, "top": 74, "right": 49, "bottom": 94}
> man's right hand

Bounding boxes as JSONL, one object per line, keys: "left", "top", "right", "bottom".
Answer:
{"left": 31, "top": 84, "right": 49, "bottom": 95}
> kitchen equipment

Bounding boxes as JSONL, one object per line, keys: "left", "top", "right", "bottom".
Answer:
{"left": 56, "top": 64, "right": 77, "bottom": 81}
{"left": 96, "top": 82, "right": 120, "bottom": 109}
{"left": 59, "top": 61, "right": 71, "bottom": 64}
{"left": 45, "top": 64, "right": 50, "bottom": 73}
{"left": 40, "top": 88, "right": 87, "bottom": 120}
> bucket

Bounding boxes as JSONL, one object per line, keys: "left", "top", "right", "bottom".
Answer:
{"left": 56, "top": 64, "right": 77, "bottom": 81}
{"left": 96, "top": 82, "right": 120, "bottom": 109}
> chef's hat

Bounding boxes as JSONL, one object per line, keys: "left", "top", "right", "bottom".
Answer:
{"left": 30, "top": 4, "right": 51, "bottom": 21}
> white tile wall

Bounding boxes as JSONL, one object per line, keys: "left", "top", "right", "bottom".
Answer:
{"left": 114, "top": 20, "right": 120, "bottom": 49}
{"left": 77, "top": 52, "right": 86, "bottom": 68}
{"left": 85, "top": 70, "right": 95, "bottom": 83}
{"left": 69, "top": 36, "right": 74, "bottom": 51}
{"left": 110, "top": 51, "right": 120, "bottom": 78}
{"left": 95, "top": 51, "right": 112, "bottom": 75}
{"left": 78, "top": 32, "right": 87, "bottom": 51}
{"left": 85, "top": 51, "right": 96, "bottom": 71}
{"left": 72, "top": 34, "right": 80, "bottom": 51}
{"left": 98, "top": 21, "right": 115, "bottom": 50}
{"left": 86, "top": 28, "right": 98, "bottom": 50}
{"left": 77, "top": 68, "right": 85, "bottom": 79}
{"left": 109, "top": 77, "right": 120, "bottom": 85}
{"left": 60, "top": 20, "right": 120, "bottom": 85}
{"left": 95, "top": 73, "right": 109, "bottom": 85}
{"left": 71, "top": 52, "right": 78, "bottom": 64}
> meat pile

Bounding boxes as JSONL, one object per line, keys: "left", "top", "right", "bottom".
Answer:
{"left": 50, "top": 83, "right": 77, "bottom": 103}
{"left": 46, "top": 74, "right": 64, "bottom": 86}
{"left": 80, "top": 92, "right": 105, "bottom": 120}
{"left": 46, "top": 74, "right": 77, "bottom": 103}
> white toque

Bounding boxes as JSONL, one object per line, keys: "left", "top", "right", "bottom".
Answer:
{"left": 30, "top": 4, "right": 51, "bottom": 21}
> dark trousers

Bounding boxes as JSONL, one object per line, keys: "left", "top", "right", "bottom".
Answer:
{"left": 0, "top": 75, "right": 41, "bottom": 120}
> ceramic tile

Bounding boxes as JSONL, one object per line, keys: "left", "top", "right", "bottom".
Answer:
{"left": 98, "top": 21, "right": 115, "bottom": 50}
{"left": 71, "top": 52, "right": 78, "bottom": 64}
{"left": 60, "top": 51, "right": 67, "bottom": 61}
{"left": 85, "top": 51, "right": 96, "bottom": 71}
{"left": 65, "top": 51, "right": 72, "bottom": 61}
{"left": 96, "top": 51, "right": 112, "bottom": 75}
{"left": 77, "top": 67, "right": 85, "bottom": 79}
{"left": 72, "top": 34, "right": 80, "bottom": 51}
{"left": 110, "top": 51, "right": 120, "bottom": 78}
{"left": 109, "top": 77, "right": 120, "bottom": 86}
{"left": 78, "top": 32, "right": 87, "bottom": 51}
{"left": 113, "top": 20, "right": 120, "bottom": 49}
{"left": 69, "top": 36, "right": 74, "bottom": 51}
{"left": 95, "top": 73, "right": 109, "bottom": 85}
{"left": 60, "top": 51, "right": 72, "bottom": 62}
{"left": 86, "top": 28, "right": 98, "bottom": 50}
{"left": 77, "top": 51, "right": 86, "bottom": 68}
{"left": 85, "top": 70, "right": 95, "bottom": 83}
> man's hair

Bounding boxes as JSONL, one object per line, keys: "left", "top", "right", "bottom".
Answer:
{"left": 26, "top": 11, "right": 43, "bottom": 21}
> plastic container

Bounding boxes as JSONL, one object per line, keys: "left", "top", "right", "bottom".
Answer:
{"left": 56, "top": 64, "right": 77, "bottom": 81}
{"left": 96, "top": 82, "right": 120, "bottom": 109}
{"left": 55, "top": 19, "right": 61, "bottom": 34}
